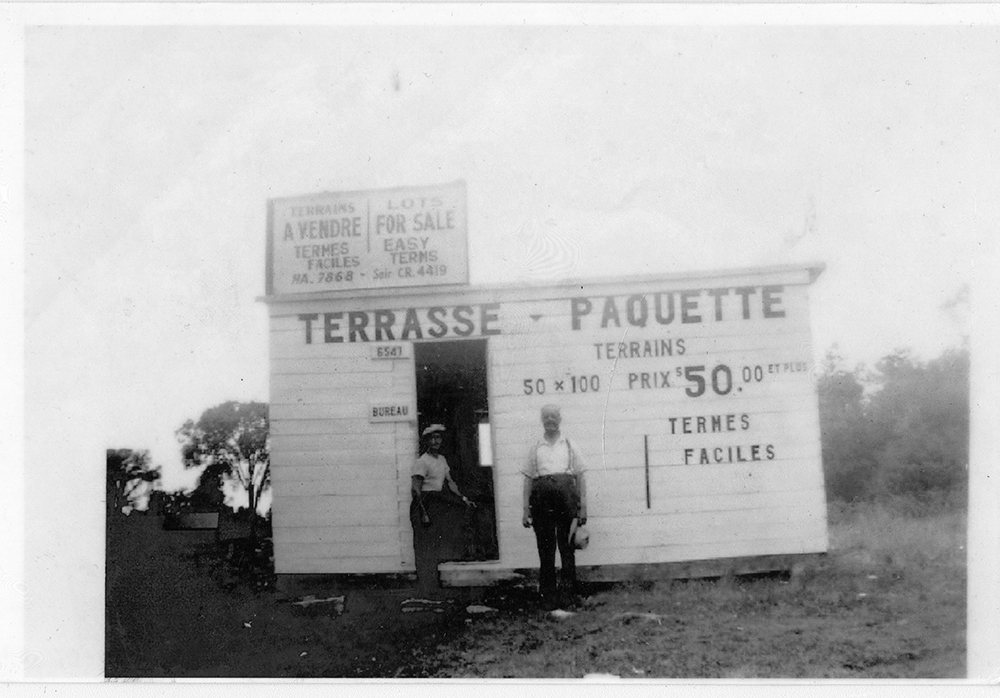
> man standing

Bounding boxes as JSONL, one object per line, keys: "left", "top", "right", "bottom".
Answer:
{"left": 411, "top": 424, "right": 473, "bottom": 595}
{"left": 523, "top": 404, "right": 588, "bottom": 605}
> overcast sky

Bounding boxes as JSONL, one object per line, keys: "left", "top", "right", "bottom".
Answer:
{"left": 24, "top": 20, "right": 991, "bottom": 491}
{"left": 8, "top": 4, "right": 1000, "bottom": 680}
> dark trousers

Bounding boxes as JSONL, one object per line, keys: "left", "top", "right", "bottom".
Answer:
{"left": 529, "top": 474, "right": 579, "bottom": 595}
{"left": 410, "top": 490, "right": 467, "bottom": 595}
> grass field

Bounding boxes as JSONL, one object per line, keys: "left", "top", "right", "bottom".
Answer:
{"left": 106, "top": 497, "right": 966, "bottom": 678}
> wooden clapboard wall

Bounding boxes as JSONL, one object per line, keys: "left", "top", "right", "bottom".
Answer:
{"left": 265, "top": 263, "right": 827, "bottom": 576}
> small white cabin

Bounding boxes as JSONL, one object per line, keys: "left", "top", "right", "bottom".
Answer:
{"left": 263, "top": 262, "right": 828, "bottom": 589}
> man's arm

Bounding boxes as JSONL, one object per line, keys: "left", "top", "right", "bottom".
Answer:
{"left": 445, "top": 472, "right": 471, "bottom": 504}
{"left": 569, "top": 440, "right": 588, "bottom": 524}
{"left": 523, "top": 444, "right": 537, "bottom": 527}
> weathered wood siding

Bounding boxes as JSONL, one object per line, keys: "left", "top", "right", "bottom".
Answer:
{"left": 266, "top": 265, "right": 827, "bottom": 575}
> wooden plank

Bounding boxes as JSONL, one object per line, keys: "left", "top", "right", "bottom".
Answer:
{"left": 483, "top": 327, "right": 813, "bottom": 361}
{"left": 274, "top": 478, "right": 399, "bottom": 497}
{"left": 494, "top": 530, "right": 828, "bottom": 571}
{"left": 271, "top": 385, "right": 415, "bottom": 407}
{"left": 490, "top": 418, "right": 821, "bottom": 477}
{"left": 276, "top": 540, "right": 400, "bottom": 559}
{"left": 573, "top": 536, "right": 829, "bottom": 567}
{"left": 270, "top": 357, "right": 394, "bottom": 375}
{"left": 495, "top": 458, "right": 825, "bottom": 491}
{"left": 487, "top": 379, "right": 818, "bottom": 405}
{"left": 490, "top": 500, "right": 828, "bottom": 565}
{"left": 496, "top": 487, "right": 825, "bottom": 519}
{"left": 494, "top": 500, "right": 826, "bottom": 536}
{"left": 271, "top": 491, "right": 400, "bottom": 509}
{"left": 590, "top": 507, "right": 825, "bottom": 542}
{"left": 272, "top": 496, "right": 399, "bottom": 527}
{"left": 489, "top": 434, "right": 821, "bottom": 462}
{"left": 273, "top": 525, "right": 400, "bottom": 543}
{"left": 271, "top": 432, "right": 395, "bottom": 452}
{"left": 271, "top": 454, "right": 397, "bottom": 473}
{"left": 270, "top": 418, "right": 379, "bottom": 437}
{"left": 271, "top": 372, "right": 395, "bottom": 393}
{"left": 274, "top": 556, "right": 409, "bottom": 575}
{"left": 438, "top": 553, "right": 827, "bottom": 587}
{"left": 490, "top": 409, "right": 819, "bottom": 440}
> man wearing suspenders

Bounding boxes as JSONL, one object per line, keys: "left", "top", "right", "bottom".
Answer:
{"left": 523, "top": 404, "right": 588, "bottom": 605}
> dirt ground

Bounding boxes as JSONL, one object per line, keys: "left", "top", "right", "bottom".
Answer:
{"left": 105, "top": 503, "right": 965, "bottom": 678}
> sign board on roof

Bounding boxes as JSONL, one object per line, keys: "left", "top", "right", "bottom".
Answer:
{"left": 267, "top": 180, "right": 469, "bottom": 295}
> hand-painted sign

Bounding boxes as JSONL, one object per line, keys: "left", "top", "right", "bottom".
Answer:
{"left": 267, "top": 181, "right": 468, "bottom": 295}
{"left": 369, "top": 401, "right": 416, "bottom": 423}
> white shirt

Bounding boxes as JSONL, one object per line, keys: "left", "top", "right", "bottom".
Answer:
{"left": 527, "top": 436, "right": 585, "bottom": 477}
{"left": 412, "top": 452, "right": 451, "bottom": 492}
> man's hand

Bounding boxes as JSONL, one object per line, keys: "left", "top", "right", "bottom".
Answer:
{"left": 522, "top": 514, "right": 532, "bottom": 528}
{"left": 578, "top": 515, "right": 587, "bottom": 526}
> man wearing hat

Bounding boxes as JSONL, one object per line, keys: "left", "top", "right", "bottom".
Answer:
{"left": 410, "top": 423, "right": 473, "bottom": 594}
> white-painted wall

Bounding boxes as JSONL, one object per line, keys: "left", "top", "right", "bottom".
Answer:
{"left": 265, "top": 265, "right": 828, "bottom": 576}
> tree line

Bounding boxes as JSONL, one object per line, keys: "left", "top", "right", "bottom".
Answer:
{"left": 817, "top": 344, "right": 969, "bottom": 506}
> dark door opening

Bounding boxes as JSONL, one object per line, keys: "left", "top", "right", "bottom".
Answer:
{"left": 414, "top": 339, "right": 498, "bottom": 562}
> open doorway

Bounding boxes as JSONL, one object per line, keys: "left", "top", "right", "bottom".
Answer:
{"left": 414, "top": 339, "right": 498, "bottom": 561}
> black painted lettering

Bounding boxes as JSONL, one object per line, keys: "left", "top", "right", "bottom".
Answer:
{"left": 480, "top": 303, "right": 501, "bottom": 336}
{"left": 401, "top": 308, "right": 423, "bottom": 340}
{"left": 735, "top": 287, "right": 757, "bottom": 320}
{"left": 348, "top": 311, "right": 370, "bottom": 342}
{"left": 707, "top": 288, "right": 730, "bottom": 321}
{"left": 654, "top": 292, "right": 675, "bottom": 325}
{"left": 374, "top": 310, "right": 395, "bottom": 341}
{"left": 680, "top": 290, "right": 701, "bottom": 324}
{"left": 626, "top": 294, "right": 648, "bottom": 327}
{"left": 570, "top": 297, "right": 592, "bottom": 330}
{"left": 324, "top": 312, "right": 344, "bottom": 344}
{"left": 427, "top": 307, "right": 448, "bottom": 338}
{"left": 298, "top": 313, "right": 319, "bottom": 344}
{"left": 600, "top": 297, "right": 621, "bottom": 328}
{"left": 452, "top": 305, "right": 475, "bottom": 336}
{"left": 762, "top": 285, "right": 786, "bottom": 318}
